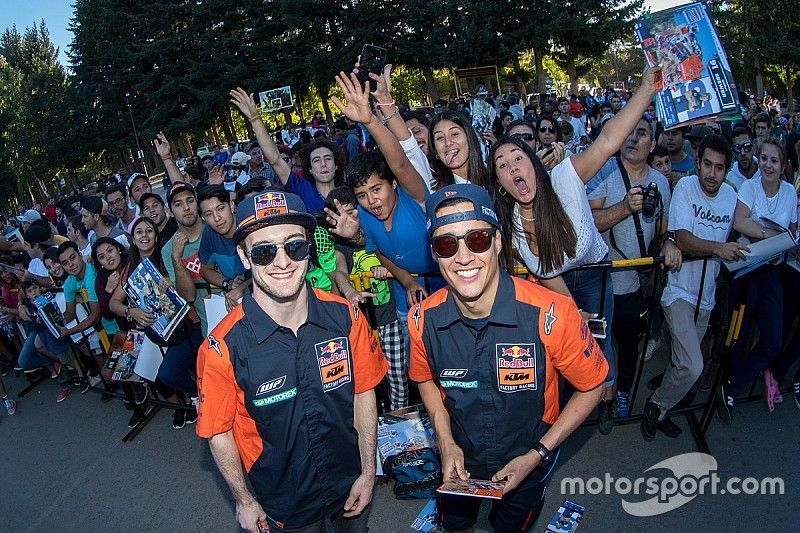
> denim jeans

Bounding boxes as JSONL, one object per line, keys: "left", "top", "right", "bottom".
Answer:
{"left": 18, "top": 333, "right": 53, "bottom": 370}
{"left": 562, "top": 264, "right": 616, "bottom": 386}
{"left": 156, "top": 325, "right": 202, "bottom": 397}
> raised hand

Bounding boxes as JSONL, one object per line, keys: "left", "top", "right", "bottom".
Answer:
{"left": 230, "top": 87, "right": 261, "bottom": 122}
{"left": 331, "top": 72, "right": 375, "bottom": 125}
{"left": 208, "top": 164, "right": 225, "bottom": 185}
{"left": 154, "top": 131, "right": 172, "bottom": 160}
{"left": 370, "top": 63, "right": 394, "bottom": 104}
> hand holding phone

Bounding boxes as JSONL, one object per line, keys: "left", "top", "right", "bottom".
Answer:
{"left": 356, "top": 44, "right": 387, "bottom": 92}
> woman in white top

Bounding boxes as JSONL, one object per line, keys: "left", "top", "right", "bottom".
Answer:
{"left": 726, "top": 137, "right": 799, "bottom": 413}
{"left": 488, "top": 67, "right": 660, "bottom": 433}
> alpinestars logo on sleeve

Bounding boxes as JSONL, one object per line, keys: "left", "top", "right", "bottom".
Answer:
{"left": 544, "top": 302, "right": 557, "bottom": 335}
{"left": 207, "top": 335, "right": 222, "bottom": 356}
{"left": 412, "top": 304, "right": 421, "bottom": 330}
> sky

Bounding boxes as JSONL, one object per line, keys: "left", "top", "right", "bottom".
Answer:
{"left": 0, "top": 0, "right": 693, "bottom": 68}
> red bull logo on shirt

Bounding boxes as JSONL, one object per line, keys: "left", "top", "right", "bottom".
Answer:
{"left": 315, "top": 337, "right": 352, "bottom": 392}
{"left": 495, "top": 343, "right": 537, "bottom": 393}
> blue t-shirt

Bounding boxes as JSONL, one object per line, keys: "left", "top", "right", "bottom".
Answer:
{"left": 286, "top": 171, "right": 326, "bottom": 213}
{"left": 360, "top": 187, "right": 441, "bottom": 312}
{"left": 64, "top": 262, "right": 99, "bottom": 304}
{"left": 198, "top": 225, "right": 246, "bottom": 280}
{"left": 672, "top": 153, "right": 695, "bottom": 180}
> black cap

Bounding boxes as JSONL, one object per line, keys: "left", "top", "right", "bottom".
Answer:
{"left": 167, "top": 182, "right": 196, "bottom": 207}
{"left": 81, "top": 196, "right": 105, "bottom": 215}
{"left": 23, "top": 224, "right": 54, "bottom": 247}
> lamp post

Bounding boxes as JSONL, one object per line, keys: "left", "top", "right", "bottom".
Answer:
{"left": 126, "top": 94, "right": 149, "bottom": 176}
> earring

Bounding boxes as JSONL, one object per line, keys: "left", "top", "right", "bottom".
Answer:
{"left": 498, "top": 187, "right": 507, "bottom": 196}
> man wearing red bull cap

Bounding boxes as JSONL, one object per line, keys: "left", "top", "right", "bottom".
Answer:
{"left": 408, "top": 183, "right": 608, "bottom": 532}
{"left": 196, "top": 189, "right": 388, "bottom": 533}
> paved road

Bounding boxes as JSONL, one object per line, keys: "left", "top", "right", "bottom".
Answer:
{"left": 2, "top": 341, "right": 797, "bottom": 532}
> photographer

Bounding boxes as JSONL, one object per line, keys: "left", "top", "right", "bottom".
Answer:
{"left": 588, "top": 116, "right": 681, "bottom": 432}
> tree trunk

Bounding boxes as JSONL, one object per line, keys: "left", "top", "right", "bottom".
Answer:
{"left": 512, "top": 56, "right": 527, "bottom": 97}
{"left": 754, "top": 55, "right": 764, "bottom": 99}
{"left": 318, "top": 84, "right": 334, "bottom": 125}
{"left": 785, "top": 66, "right": 795, "bottom": 113}
{"left": 422, "top": 66, "right": 440, "bottom": 103}
{"left": 533, "top": 46, "right": 546, "bottom": 94}
{"left": 565, "top": 56, "right": 578, "bottom": 95}
{"left": 219, "top": 108, "right": 236, "bottom": 144}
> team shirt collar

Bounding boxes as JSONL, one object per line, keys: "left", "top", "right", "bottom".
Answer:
{"left": 242, "top": 282, "right": 328, "bottom": 343}
{"left": 438, "top": 271, "right": 517, "bottom": 329}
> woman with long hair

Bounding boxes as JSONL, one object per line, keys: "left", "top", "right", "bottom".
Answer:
{"left": 721, "top": 137, "right": 800, "bottom": 417}
{"left": 429, "top": 110, "right": 489, "bottom": 189}
{"left": 488, "top": 67, "right": 660, "bottom": 434}
{"left": 100, "top": 217, "right": 199, "bottom": 429}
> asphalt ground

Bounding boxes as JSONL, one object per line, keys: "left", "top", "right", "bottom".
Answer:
{"left": 1, "top": 338, "right": 797, "bottom": 533}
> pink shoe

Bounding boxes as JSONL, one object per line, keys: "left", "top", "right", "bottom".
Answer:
{"left": 764, "top": 370, "right": 782, "bottom": 412}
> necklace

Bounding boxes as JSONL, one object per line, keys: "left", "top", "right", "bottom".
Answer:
{"left": 519, "top": 212, "right": 535, "bottom": 222}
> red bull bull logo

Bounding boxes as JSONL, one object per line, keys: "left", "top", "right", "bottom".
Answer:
{"left": 254, "top": 191, "right": 288, "bottom": 218}
{"left": 315, "top": 337, "right": 352, "bottom": 392}
{"left": 496, "top": 343, "right": 537, "bottom": 393}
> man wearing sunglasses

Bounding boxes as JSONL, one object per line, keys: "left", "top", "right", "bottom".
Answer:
{"left": 725, "top": 127, "right": 760, "bottom": 192}
{"left": 409, "top": 184, "right": 608, "bottom": 533}
{"left": 196, "top": 190, "right": 387, "bottom": 533}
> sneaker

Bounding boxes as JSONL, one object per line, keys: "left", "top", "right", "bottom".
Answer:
{"left": 0, "top": 362, "right": 10, "bottom": 376}
{"left": 50, "top": 361, "right": 62, "bottom": 379}
{"left": 56, "top": 387, "right": 71, "bottom": 403}
{"left": 717, "top": 381, "right": 735, "bottom": 424}
{"left": 3, "top": 397, "right": 16, "bottom": 415}
{"left": 127, "top": 405, "right": 152, "bottom": 428}
{"left": 597, "top": 399, "right": 615, "bottom": 435}
{"left": 23, "top": 367, "right": 43, "bottom": 375}
{"left": 793, "top": 382, "right": 800, "bottom": 410}
{"left": 657, "top": 417, "right": 682, "bottom": 438}
{"left": 615, "top": 391, "right": 631, "bottom": 418}
{"left": 78, "top": 377, "right": 91, "bottom": 394}
{"left": 134, "top": 384, "right": 149, "bottom": 405}
{"left": 190, "top": 396, "right": 199, "bottom": 409}
{"left": 641, "top": 398, "right": 660, "bottom": 442}
{"left": 185, "top": 407, "right": 198, "bottom": 425}
{"left": 172, "top": 409, "right": 186, "bottom": 429}
{"left": 644, "top": 338, "right": 660, "bottom": 361}
{"left": 88, "top": 375, "right": 103, "bottom": 387}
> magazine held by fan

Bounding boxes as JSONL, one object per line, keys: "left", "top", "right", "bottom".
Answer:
{"left": 124, "top": 258, "right": 189, "bottom": 340}
{"left": 635, "top": 2, "right": 738, "bottom": 128}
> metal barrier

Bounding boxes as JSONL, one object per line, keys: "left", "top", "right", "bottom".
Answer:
{"left": 346, "top": 254, "right": 792, "bottom": 454}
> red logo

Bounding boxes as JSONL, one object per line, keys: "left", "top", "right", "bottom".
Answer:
{"left": 315, "top": 337, "right": 352, "bottom": 392}
{"left": 495, "top": 343, "right": 537, "bottom": 393}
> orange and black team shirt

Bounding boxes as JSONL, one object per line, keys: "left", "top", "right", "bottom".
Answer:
{"left": 196, "top": 285, "right": 387, "bottom": 530}
{"left": 408, "top": 272, "right": 608, "bottom": 480}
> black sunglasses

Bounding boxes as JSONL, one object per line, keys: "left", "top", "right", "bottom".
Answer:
{"left": 432, "top": 229, "right": 494, "bottom": 259}
{"left": 732, "top": 142, "right": 753, "bottom": 154}
{"left": 247, "top": 239, "right": 310, "bottom": 266}
{"left": 538, "top": 126, "right": 556, "bottom": 134}
{"left": 511, "top": 133, "right": 535, "bottom": 142}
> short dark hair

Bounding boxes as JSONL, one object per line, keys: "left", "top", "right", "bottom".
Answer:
{"left": 729, "top": 126, "right": 753, "bottom": 141}
{"left": 324, "top": 186, "right": 357, "bottom": 214}
{"left": 346, "top": 151, "right": 395, "bottom": 189}
{"left": 400, "top": 109, "right": 429, "bottom": 128}
{"left": 197, "top": 184, "right": 231, "bottom": 208}
{"left": 104, "top": 183, "right": 127, "bottom": 200}
{"left": 235, "top": 179, "right": 268, "bottom": 205}
{"left": 43, "top": 246, "right": 60, "bottom": 264}
{"left": 557, "top": 97, "right": 569, "bottom": 105}
{"left": 753, "top": 112, "right": 771, "bottom": 126}
{"left": 301, "top": 139, "right": 345, "bottom": 185}
{"left": 506, "top": 119, "right": 535, "bottom": 134}
{"left": 66, "top": 215, "right": 88, "bottom": 238}
{"left": 138, "top": 192, "right": 164, "bottom": 210}
{"left": 56, "top": 240, "right": 79, "bottom": 259}
{"left": 697, "top": 134, "right": 732, "bottom": 170}
{"left": 647, "top": 144, "right": 669, "bottom": 164}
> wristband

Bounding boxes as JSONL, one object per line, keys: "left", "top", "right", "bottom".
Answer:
{"left": 221, "top": 278, "right": 232, "bottom": 292}
{"left": 376, "top": 100, "right": 395, "bottom": 107}
{"left": 531, "top": 441, "right": 554, "bottom": 468}
{"left": 161, "top": 156, "right": 173, "bottom": 161}
{"left": 350, "top": 227, "right": 365, "bottom": 245}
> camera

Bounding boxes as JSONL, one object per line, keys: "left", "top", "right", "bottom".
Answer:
{"left": 636, "top": 182, "right": 661, "bottom": 218}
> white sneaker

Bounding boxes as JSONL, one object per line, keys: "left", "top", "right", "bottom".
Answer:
{"left": 88, "top": 375, "right": 103, "bottom": 387}
{"left": 644, "top": 338, "right": 660, "bottom": 361}
{"left": 4, "top": 398, "right": 16, "bottom": 415}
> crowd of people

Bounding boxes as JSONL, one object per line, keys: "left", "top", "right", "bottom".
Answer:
{"left": 1, "top": 60, "right": 799, "bottom": 532}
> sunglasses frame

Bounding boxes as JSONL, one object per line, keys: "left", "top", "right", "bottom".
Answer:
{"left": 247, "top": 239, "right": 310, "bottom": 266}
{"left": 538, "top": 126, "right": 557, "bottom": 134}
{"left": 731, "top": 142, "right": 753, "bottom": 154}
{"left": 511, "top": 133, "right": 535, "bottom": 142}
{"left": 432, "top": 228, "right": 495, "bottom": 259}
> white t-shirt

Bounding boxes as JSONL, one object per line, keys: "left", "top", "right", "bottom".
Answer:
{"left": 515, "top": 158, "right": 608, "bottom": 278}
{"left": 725, "top": 160, "right": 760, "bottom": 192}
{"left": 400, "top": 133, "right": 434, "bottom": 193}
{"left": 662, "top": 175, "right": 737, "bottom": 311}
{"left": 736, "top": 176, "right": 797, "bottom": 245}
{"left": 558, "top": 115, "right": 587, "bottom": 146}
{"left": 27, "top": 257, "right": 49, "bottom": 278}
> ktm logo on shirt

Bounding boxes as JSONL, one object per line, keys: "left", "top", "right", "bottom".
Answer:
{"left": 496, "top": 343, "right": 537, "bottom": 393}
{"left": 315, "top": 337, "right": 352, "bottom": 392}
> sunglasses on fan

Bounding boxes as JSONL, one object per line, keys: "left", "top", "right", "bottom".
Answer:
{"left": 431, "top": 229, "right": 494, "bottom": 259}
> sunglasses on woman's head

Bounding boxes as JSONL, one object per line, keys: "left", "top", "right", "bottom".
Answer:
{"left": 511, "top": 133, "right": 535, "bottom": 142}
{"left": 247, "top": 239, "right": 310, "bottom": 266}
{"left": 431, "top": 229, "right": 494, "bottom": 259}
{"left": 539, "top": 126, "right": 556, "bottom": 134}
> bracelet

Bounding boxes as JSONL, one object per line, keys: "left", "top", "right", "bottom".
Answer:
{"left": 161, "top": 157, "right": 173, "bottom": 161}
{"left": 381, "top": 107, "right": 398, "bottom": 125}
{"left": 376, "top": 100, "right": 395, "bottom": 107}
{"left": 350, "top": 227, "right": 365, "bottom": 244}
